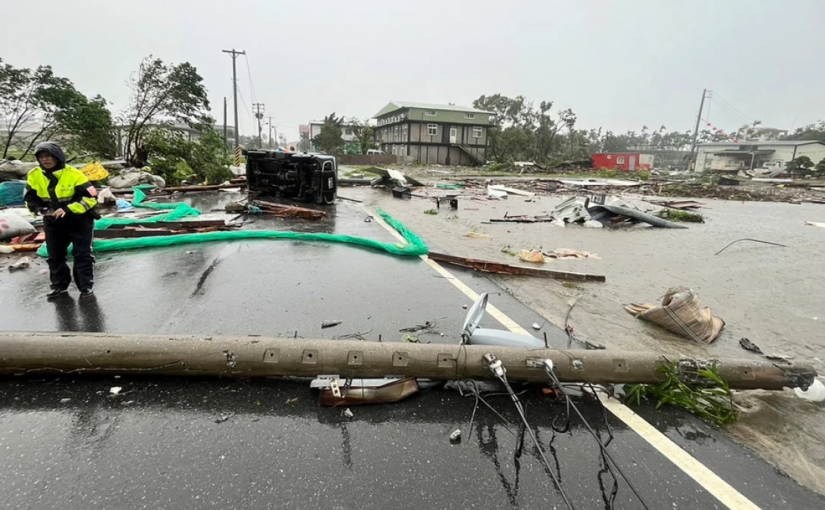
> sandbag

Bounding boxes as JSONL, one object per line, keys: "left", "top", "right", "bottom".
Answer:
{"left": 108, "top": 168, "right": 166, "bottom": 189}
{"left": 0, "top": 211, "right": 36, "bottom": 241}
{"left": 625, "top": 287, "right": 725, "bottom": 343}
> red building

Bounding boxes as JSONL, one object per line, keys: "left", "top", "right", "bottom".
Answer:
{"left": 592, "top": 152, "right": 654, "bottom": 171}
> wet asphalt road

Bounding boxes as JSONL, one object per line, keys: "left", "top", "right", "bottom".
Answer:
{"left": 0, "top": 192, "right": 822, "bottom": 509}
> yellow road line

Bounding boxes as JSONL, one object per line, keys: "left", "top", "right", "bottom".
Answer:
{"left": 368, "top": 206, "right": 761, "bottom": 510}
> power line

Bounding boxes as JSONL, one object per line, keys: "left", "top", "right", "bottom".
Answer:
{"left": 243, "top": 54, "right": 258, "bottom": 107}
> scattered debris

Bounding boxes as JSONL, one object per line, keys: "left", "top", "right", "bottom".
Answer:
{"left": 739, "top": 338, "right": 764, "bottom": 355}
{"left": 485, "top": 186, "right": 506, "bottom": 199}
{"left": 251, "top": 200, "right": 326, "bottom": 220}
{"left": 518, "top": 249, "right": 545, "bottom": 264}
{"left": 644, "top": 199, "right": 706, "bottom": 210}
{"left": 544, "top": 249, "right": 600, "bottom": 260}
{"left": 488, "top": 184, "right": 535, "bottom": 197}
{"left": 428, "top": 251, "right": 606, "bottom": 282}
{"left": 403, "top": 334, "right": 419, "bottom": 343}
{"left": 399, "top": 321, "right": 435, "bottom": 333}
{"left": 805, "top": 221, "right": 825, "bottom": 228}
{"left": 336, "top": 195, "right": 363, "bottom": 203}
{"left": 60, "top": 398, "right": 71, "bottom": 404}
{"left": 321, "top": 320, "right": 342, "bottom": 329}
{"left": 449, "top": 429, "right": 462, "bottom": 444}
{"left": 553, "top": 197, "right": 591, "bottom": 224}
{"left": 436, "top": 184, "right": 464, "bottom": 190}
{"left": 342, "top": 408, "right": 354, "bottom": 419}
{"left": 588, "top": 203, "right": 687, "bottom": 229}
{"left": 465, "top": 232, "right": 492, "bottom": 239}
{"left": 532, "top": 323, "right": 541, "bottom": 330}
{"left": 714, "top": 238, "right": 788, "bottom": 255}
{"left": 8, "top": 256, "right": 32, "bottom": 271}
{"left": 625, "top": 287, "right": 725, "bottom": 343}
{"left": 109, "top": 386, "right": 123, "bottom": 395}
{"left": 424, "top": 209, "right": 438, "bottom": 215}
{"left": 215, "top": 413, "right": 234, "bottom": 423}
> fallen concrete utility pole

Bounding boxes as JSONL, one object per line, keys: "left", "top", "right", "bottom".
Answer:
{"left": 0, "top": 332, "right": 814, "bottom": 390}
{"left": 427, "top": 251, "right": 606, "bottom": 282}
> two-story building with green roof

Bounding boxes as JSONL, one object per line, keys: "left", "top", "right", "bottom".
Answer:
{"left": 372, "top": 101, "right": 492, "bottom": 166}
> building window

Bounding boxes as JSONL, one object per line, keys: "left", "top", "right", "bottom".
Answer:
{"left": 399, "top": 145, "right": 405, "bottom": 156}
{"left": 424, "top": 110, "right": 437, "bottom": 117}
{"left": 472, "top": 127, "right": 482, "bottom": 138}
{"left": 402, "top": 124, "right": 408, "bottom": 141}
{"left": 465, "top": 113, "right": 476, "bottom": 119}
{"left": 616, "top": 157, "right": 625, "bottom": 164}
{"left": 427, "top": 124, "right": 438, "bottom": 136}
{"left": 344, "top": 127, "right": 352, "bottom": 135}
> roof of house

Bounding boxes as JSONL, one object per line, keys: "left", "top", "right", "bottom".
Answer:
{"left": 373, "top": 101, "right": 492, "bottom": 118}
{"left": 698, "top": 140, "right": 824, "bottom": 148}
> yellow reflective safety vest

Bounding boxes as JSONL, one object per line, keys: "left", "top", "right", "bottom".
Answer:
{"left": 25, "top": 165, "right": 98, "bottom": 216}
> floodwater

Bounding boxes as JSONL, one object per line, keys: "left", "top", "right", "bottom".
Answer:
{"left": 359, "top": 187, "right": 825, "bottom": 495}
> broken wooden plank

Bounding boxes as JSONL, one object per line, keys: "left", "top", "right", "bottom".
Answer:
{"left": 251, "top": 200, "right": 326, "bottom": 220}
{"left": 427, "top": 251, "right": 606, "bottom": 282}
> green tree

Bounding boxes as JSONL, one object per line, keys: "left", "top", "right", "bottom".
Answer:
{"left": 351, "top": 119, "right": 376, "bottom": 154}
{"left": 297, "top": 131, "right": 311, "bottom": 152}
{"left": 785, "top": 120, "right": 825, "bottom": 141}
{"left": 121, "top": 56, "right": 211, "bottom": 167}
{"left": 815, "top": 158, "right": 825, "bottom": 174}
{"left": 0, "top": 59, "right": 116, "bottom": 159}
{"left": 145, "top": 124, "right": 232, "bottom": 185}
{"left": 786, "top": 155, "right": 815, "bottom": 175}
{"left": 314, "top": 113, "right": 344, "bottom": 155}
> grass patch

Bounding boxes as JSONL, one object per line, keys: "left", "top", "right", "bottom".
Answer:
{"left": 658, "top": 209, "right": 705, "bottom": 223}
{"left": 562, "top": 282, "right": 582, "bottom": 290}
{"left": 423, "top": 209, "right": 438, "bottom": 215}
{"left": 625, "top": 360, "right": 738, "bottom": 426}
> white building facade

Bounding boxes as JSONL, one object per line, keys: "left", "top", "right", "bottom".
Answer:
{"left": 695, "top": 141, "right": 825, "bottom": 172}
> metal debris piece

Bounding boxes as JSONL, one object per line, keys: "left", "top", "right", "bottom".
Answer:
{"left": 215, "top": 413, "right": 234, "bottom": 423}
{"left": 739, "top": 338, "right": 764, "bottom": 355}
{"left": 109, "top": 386, "right": 122, "bottom": 395}
{"left": 321, "top": 320, "right": 343, "bottom": 329}
{"left": 343, "top": 408, "right": 354, "bottom": 419}
{"left": 449, "top": 429, "right": 462, "bottom": 444}
{"left": 544, "top": 248, "right": 601, "bottom": 260}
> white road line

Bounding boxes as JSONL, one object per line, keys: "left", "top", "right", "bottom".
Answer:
{"left": 368, "top": 206, "right": 761, "bottom": 510}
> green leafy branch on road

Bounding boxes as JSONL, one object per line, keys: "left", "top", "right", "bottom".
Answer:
{"left": 625, "top": 360, "right": 739, "bottom": 426}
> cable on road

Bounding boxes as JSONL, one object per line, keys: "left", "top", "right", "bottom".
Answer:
{"left": 542, "top": 363, "right": 651, "bottom": 510}
{"left": 484, "top": 354, "right": 576, "bottom": 510}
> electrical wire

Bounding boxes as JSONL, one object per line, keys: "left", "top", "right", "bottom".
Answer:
{"left": 712, "top": 92, "right": 761, "bottom": 124}
{"left": 485, "top": 357, "right": 575, "bottom": 510}
{"left": 542, "top": 365, "right": 651, "bottom": 510}
{"left": 243, "top": 54, "right": 258, "bottom": 106}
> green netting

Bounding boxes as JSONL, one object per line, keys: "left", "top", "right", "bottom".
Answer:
{"left": 94, "top": 188, "right": 200, "bottom": 229}
{"left": 37, "top": 185, "right": 428, "bottom": 258}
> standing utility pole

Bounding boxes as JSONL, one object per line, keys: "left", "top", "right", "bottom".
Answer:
{"left": 222, "top": 49, "right": 245, "bottom": 163}
{"left": 689, "top": 89, "right": 708, "bottom": 169}
{"left": 222, "top": 97, "right": 228, "bottom": 149}
{"left": 252, "top": 103, "right": 265, "bottom": 148}
{"left": 267, "top": 116, "right": 274, "bottom": 148}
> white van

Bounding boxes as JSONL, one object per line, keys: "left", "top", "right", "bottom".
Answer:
{"left": 366, "top": 149, "right": 386, "bottom": 155}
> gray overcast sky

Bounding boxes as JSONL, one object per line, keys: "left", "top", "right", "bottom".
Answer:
{"left": 3, "top": 0, "right": 824, "bottom": 141}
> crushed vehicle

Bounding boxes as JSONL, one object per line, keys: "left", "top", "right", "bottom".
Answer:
{"left": 245, "top": 150, "right": 338, "bottom": 204}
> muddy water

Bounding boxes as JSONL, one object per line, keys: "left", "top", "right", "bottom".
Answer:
{"left": 353, "top": 187, "right": 825, "bottom": 495}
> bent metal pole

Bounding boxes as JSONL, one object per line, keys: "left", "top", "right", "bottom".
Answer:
{"left": 0, "top": 332, "right": 815, "bottom": 390}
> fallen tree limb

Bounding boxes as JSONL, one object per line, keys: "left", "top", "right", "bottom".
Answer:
{"left": 0, "top": 331, "right": 814, "bottom": 389}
